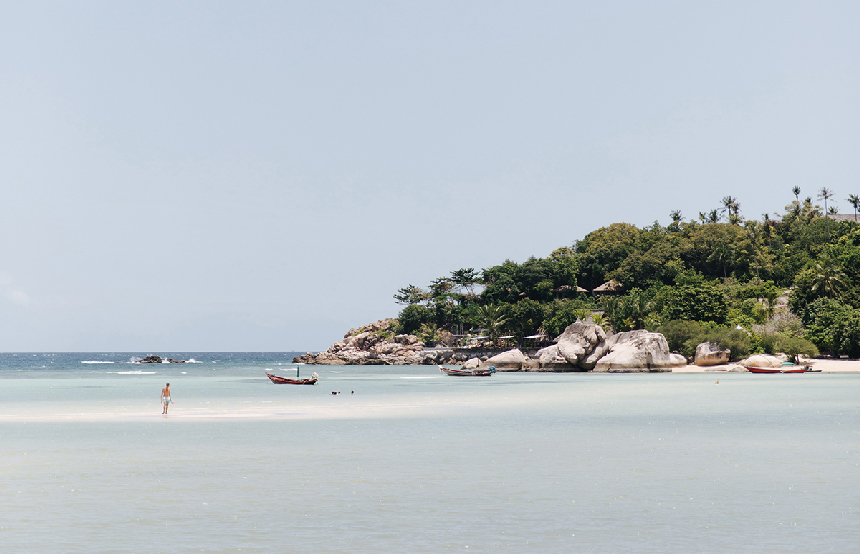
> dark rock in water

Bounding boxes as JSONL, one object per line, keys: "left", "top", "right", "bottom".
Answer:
{"left": 166, "top": 359, "right": 186, "bottom": 363}
{"left": 139, "top": 355, "right": 162, "bottom": 364}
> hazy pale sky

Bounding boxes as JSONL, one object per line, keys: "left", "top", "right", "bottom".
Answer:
{"left": 2, "top": 1, "right": 859, "bottom": 351}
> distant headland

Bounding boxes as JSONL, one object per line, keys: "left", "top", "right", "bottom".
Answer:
{"left": 298, "top": 191, "right": 860, "bottom": 369}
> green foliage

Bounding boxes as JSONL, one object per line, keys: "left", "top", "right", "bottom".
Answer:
{"left": 394, "top": 284, "right": 428, "bottom": 306}
{"left": 472, "top": 304, "right": 508, "bottom": 342}
{"left": 392, "top": 191, "right": 860, "bottom": 358}
{"left": 657, "top": 319, "right": 751, "bottom": 361}
{"left": 415, "top": 323, "right": 442, "bottom": 347}
{"left": 705, "top": 327, "right": 753, "bottom": 361}
{"left": 659, "top": 320, "right": 707, "bottom": 356}
{"left": 662, "top": 283, "right": 728, "bottom": 324}
{"left": 506, "top": 299, "right": 546, "bottom": 342}
{"left": 797, "top": 297, "right": 860, "bottom": 357}
{"left": 396, "top": 304, "right": 432, "bottom": 335}
{"left": 542, "top": 298, "right": 594, "bottom": 337}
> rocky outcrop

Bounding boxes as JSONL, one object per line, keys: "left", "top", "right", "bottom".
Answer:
{"left": 139, "top": 355, "right": 162, "bottom": 364}
{"left": 296, "top": 318, "right": 686, "bottom": 373}
{"left": 593, "top": 330, "right": 687, "bottom": 372}
{"left": 293, "top": 319, "right": 462, "bottom": 366}
{"left": 555, "top": 322, "right": 606, "bottom": 366}
{"left": 535, "top": 344, "right": 576, "bottom": 371}
{"left": 694, "top": 342, "right": 730, "bottom": 366}
{"left": 482, "top": 348, "right": 528, "bottom": 371}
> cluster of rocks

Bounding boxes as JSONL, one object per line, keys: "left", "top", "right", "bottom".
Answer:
{"left": 461, "top": 324, "right": 687, "bottom": 373}
{"left": 293, "top": 319, "right": 465, "bottom": 366}
{"left": 295, "top": 317, "right": 803, "bottom": 372}
{"left": 137, "top": 355, "right": 186, "bottom": 364}
{"left": 295, "top": 320, "right": 696, "bottom": 372}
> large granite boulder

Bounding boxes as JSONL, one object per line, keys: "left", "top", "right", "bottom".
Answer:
{"left": 483, "top": 348, "right": 528, "bottom": 371}
{"left": 462, "top": 357, "right": 482, "bottom": 370}
{"left": 593, "top": 330, "right": 687, "bottom": 372}
{"left": 555, "top": 322, "right": 606, "bottom": 365}
{"left": 694, "top": 342, "right": 731, "bottom": 366}
{"left": 536, "top": 344, "right": 577, "bottom": 371}
{"left": 741, "top": 354, "right": 787, "bottom": 369}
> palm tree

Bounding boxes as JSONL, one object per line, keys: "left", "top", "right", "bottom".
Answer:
{"left": 721, "top": 196, "right": 741, "bottom": 224}
{"left": 792, "top": 186, "right": 801, "bottom": 202}
{"left": 818, "top": 187, "right": 835, "bottom": 240}
{"left": 473, "top": 304, "right": 508, "bottom": 343}
{"left": 811, "top": 258, "right": 846, "bottom": 299}
{"left": 708, "top": 209, "right": 719, "bottom": 224}
{"left": 848, "top": 194, "right": 860, "bottom": 222}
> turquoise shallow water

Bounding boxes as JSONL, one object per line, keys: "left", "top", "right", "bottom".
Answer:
{"left": 1, "top": 353, "right": 858, "bottom": 553}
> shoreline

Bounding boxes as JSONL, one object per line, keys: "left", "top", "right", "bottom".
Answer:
{"left": 672, "top": 358, "right": 860, "bottom": 373}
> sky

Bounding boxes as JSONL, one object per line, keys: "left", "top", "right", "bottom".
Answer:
{"left": 1, "top": 1, "right": 859, "bottom": 351}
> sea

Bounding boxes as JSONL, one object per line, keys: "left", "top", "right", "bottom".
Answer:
{"left": 0, "top": 352, "right": 857, "bottom": 553}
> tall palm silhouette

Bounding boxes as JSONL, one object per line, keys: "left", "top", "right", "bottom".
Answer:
{"left": 818, "top": 187, "right": 834, "bottom": 241}
{"left": 849, "top": 194, "right": 860, "bottom": 222}
{"left": 792, "top": 186, "right": 801, "bottom": 202}
{"left": 721, "top": 196, "right": 740, "bottom": 224}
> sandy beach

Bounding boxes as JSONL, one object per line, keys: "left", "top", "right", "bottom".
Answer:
{"left": 673, "top": 358, "right": 860, "bottom": 373}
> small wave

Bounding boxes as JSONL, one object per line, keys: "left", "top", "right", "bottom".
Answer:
{"left": 400, "top": 376, "right": 440, "bottom": 379}
{"left": 113, "top": 370, "right": 156, "bottom": 375}
{"left": 187, "top": 359, "right": 202, "bottom": 363}
{"left": 82, "top": 361, "right": 114, "bottom": 364}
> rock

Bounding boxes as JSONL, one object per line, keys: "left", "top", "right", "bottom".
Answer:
{"left": 536, "top": 345, "right": 576, "bottom": 371}
{"left": 462, "top": 358, "right": 482, "bottom": 370}
{"left": 740, "top": 354, "right": 785, "bottom": 369}
{"left": 593, "top": 330, "right": 687, "bottom": 372}
{"left": 139, "top": 355, "right": 162, "bottom": 364}
{"left": 484, "top": 348, "right": 527, "bottom": 370}
{"left": 555, "top": 322, "right": 606, "bottom": 365}
{"left": 293, "top": 318, "right": 428, "bottom": 365}
{"left": 694, "top": 342, "right": 731, "bottom": 366}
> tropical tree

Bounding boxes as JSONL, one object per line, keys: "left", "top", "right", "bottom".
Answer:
{"left": 848, "top": 194, "right": 860, "bottom": 222}
{"left": 721, "top": 196, "right": 741, "bottom": 224}
{"left": 669, "top": 210, "right": 683, "bottom": 232}
{"left": 394, "top": 285, "right": 429, "bottom": 306}
{"left": 811, "top": 258, "right": 847, "bottom": 299}
{"left": 818, "top": 187, "right": 835, "bottom": 241}
{"left": 472, "top": 304, "right": 508, "bottom": 343}
{"left": 792, "top": 186, "right": 801, "bottom": 202}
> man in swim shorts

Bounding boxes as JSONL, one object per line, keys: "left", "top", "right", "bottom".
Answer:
{"left": 161, "top": 383, "right": 171, "bottom": 414}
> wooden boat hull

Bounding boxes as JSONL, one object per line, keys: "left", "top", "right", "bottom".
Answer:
{"left": 439, "top": 366, "right": 494, "bottom": 377}
{"left": 745, "top": 366, "right": 807, "bottom": 374}
{"left": 266, "top": 372, "right": 318, "bottom": 385}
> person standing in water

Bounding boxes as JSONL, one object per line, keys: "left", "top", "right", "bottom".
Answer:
{"left": 161, "top": 383, "right": 171, "bottom": 414}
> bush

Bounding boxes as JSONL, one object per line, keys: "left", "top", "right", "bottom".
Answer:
{"left": 705, "top": 327, "right": 753, "bottom": 361}
{"left": 773, "top": 335, "right": 819, "bottom": 361}
{"left": 797, "top": 297, "right": 860, "bottom": 357}
{"left": 663, "top": 284, "right": 728, "bottom": 324}
{"left": 659, "top": 320, "right": 705, "bottom": 355}
{"left": 396, "top": 304, "right": 432, "bottom": 335}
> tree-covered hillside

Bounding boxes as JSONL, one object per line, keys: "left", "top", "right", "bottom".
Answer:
{"left": 394, "top": 189, "right": 860, "bottom": 360}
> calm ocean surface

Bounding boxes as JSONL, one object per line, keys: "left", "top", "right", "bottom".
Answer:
{"left": 1, "top": 352, "right": 858, "bottom": 553}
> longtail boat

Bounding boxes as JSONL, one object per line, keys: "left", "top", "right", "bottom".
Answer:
{"left": 744, "top": 366, "right": 807, "bottom": 374}
{"left": 439, "top": 365, "right": 495, "bottom": 377}
{"left": 266, "top": 371, "right": 318, "bottom": 385}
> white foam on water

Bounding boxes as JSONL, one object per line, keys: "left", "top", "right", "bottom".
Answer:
{"left": 113, "top": 370, "right": 156, "bottom": 375}
{"left": 81, "top": 361, "right": 114, "bottom": 364}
